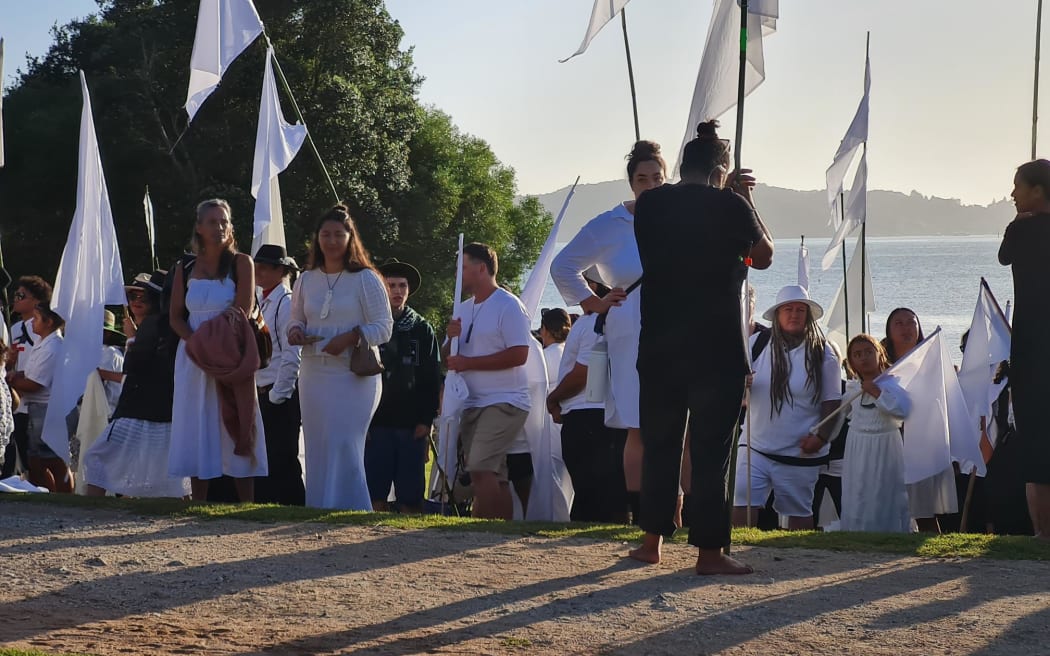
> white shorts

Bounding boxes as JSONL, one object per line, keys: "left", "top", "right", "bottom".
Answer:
{"left": 733, "top": 448, "right": 821, "bottom": 518}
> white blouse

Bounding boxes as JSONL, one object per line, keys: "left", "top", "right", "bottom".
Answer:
{"left": 843, "top": 377, "right": 911, "bottom": 434}
{"left": 288, "top": 268, "right": 393, "bottom": 359}
{"left": 551, "top": 203, "right": 641, "bottom": 305}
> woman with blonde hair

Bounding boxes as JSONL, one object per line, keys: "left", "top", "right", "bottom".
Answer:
{"left": 287, "top": 204, "right": 393, "bottom": 510}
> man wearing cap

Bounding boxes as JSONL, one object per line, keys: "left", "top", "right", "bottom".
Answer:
{"left": 253, "top": 245, "right": 305, "bottom": 505}
{"left": 365, "top": 259, "right": 441, "bottom": 513}
{"left": 1, "top": 276, "right": 52, "bottom": 478}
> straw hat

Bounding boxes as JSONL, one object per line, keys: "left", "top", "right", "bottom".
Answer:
{"left": 762, "top": 284, "right": 824, "bottom": 322}
{"left": 103, "top": 309, "right": 125, "bottom": 341}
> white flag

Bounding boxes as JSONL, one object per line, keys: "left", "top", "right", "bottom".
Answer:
{"left": 674, "top": 0, "right": 777, "bottom": 173}
{"left": 521, "top": 180, "right": 577, "bottom": 318}
{"left": 143, "top": 187, "right": 155, "bottom": 265}
{"left": 877, "top": 328, "right": 985, "bottom": 483}
{"left": 0, "top": 37, "right": 5, "bottom": 168}
{"left": 43, "top": 71, "right": 127, "bottom": 461}
{"left": 250, "top": 48, "right": 307, "bottom": 255}
{"left": 185, "top": 0, "right": 264, "bottom": 122}
{"left": 560, "top": 0, "right": 632, "bottom": 63}
{"left": 958, "top": 279, "right": 1011, "bottom": 426}
{"left": 822, "top": 150, "right": 868, "bottom": 270}
{"left": 797, "top": 241, "right": 810, "bottom": 291}
{"left": 822, "top": 46, "right": 870, "bottom": 269}
{"left": 824, "top": 237, "right": 875, "bottom": 357}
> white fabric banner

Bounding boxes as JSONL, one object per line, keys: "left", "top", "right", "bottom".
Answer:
{"left": 521, "top": 181, "right": 577, "bottom": 318}
{"left": 250, "top": 48, "right": 307, "bottom": 255}
{"left": 823, "top": 237, "right": 875, "bottom": 357}
{"left": 432, "top": 235, "right": 468, "bottom": 502}
{"left": 521, "top": 340, "right": 572, "bottom": 522}
{"left": 675, "top": 0, "right": 777, "bottom": 174}
{"left": 185, "top": 0, "right": 264, "bottom": 122}
{"left": 958, "top": 280, "right": 1012, "bottom": 426}
{"left": 560, "top": 0, "right": 632, "bottom": 63}
{"left": 43, "top": 71, "right": 128, "bottom": 462}
{"left": 822, "top": 150, "right": 868, "bottom": 270}
{"left": 797, "top": 242, "right": 810, "bottom": 291}
{"left": 143, "top": 187, "right": 155, "bottom": 265}
{"left": 877, "top": 328, "right": 985, "bottom": 483}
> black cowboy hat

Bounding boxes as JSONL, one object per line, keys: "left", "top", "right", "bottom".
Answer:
{"left": 253, "top": 244, "right": 300, "bottom": 271}
{"left": 125, "top": 270, "right": 167, "bottom": 295}
{"left": 378, "top": 258, "right": 422, "bottom": 296}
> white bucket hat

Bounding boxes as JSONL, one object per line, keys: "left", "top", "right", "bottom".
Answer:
{"left": 762, "top": 284, "right": 824, "bottom": 322}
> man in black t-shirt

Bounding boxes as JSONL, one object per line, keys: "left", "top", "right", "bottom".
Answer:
{"left": 629, "top": 121, "right": 773, "bottom": 575}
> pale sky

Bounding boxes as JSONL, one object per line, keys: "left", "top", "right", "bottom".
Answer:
{"left": 4, "top": 1, "right": 1045, "bottom": 205}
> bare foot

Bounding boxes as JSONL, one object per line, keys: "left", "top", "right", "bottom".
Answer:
{"left": 674, "top": 494, "right": 684, "bottom": 529}
{"left": 695, "top": 550, "right": 754, "bottom": 575}
{"left": 628, "top": 533, "right": 662, "bottom": 564}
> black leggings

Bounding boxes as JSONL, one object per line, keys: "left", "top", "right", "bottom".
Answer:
{"left": 561, "top": 409, "right": 628, "bottom": 522}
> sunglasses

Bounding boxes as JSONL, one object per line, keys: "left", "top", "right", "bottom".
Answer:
{"left": 127, "top": 291, "right": 146, "bottom": 302}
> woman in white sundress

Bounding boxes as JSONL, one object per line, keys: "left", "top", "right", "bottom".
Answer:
{"left": 168, "top": 199, "right": 267, "bottom": 502}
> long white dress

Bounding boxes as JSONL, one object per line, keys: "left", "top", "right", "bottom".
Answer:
{"left": 168, "top": 277, "right": 268, "bottom": 479}
{"left": 840, "top": 378, "right": 913, "bottom": 532}
{"left": 551, "top": 203, "right": 642, "bottom": 429}
{"left": 290, "top": 268, "right": 393, "bottom": 510}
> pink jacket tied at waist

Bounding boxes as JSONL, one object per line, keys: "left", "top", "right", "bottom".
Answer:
{"left": 186, "top": 306, "right": 260, "bottom": 456}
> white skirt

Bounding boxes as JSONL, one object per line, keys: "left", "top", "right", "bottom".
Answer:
{"left": 840, "top": 429, "right": 912, "bottom": 533}
{"left": 603, "top": 291, "right": 641, "bottom": 430}
{"left": 82, "top": 419, "right": 191, "bottom": 498}
{"left": 168, "top": 341, "right": 268, "bottom": 479}
{"left": 299, "top": 354, "right": 381, "bottom": 510}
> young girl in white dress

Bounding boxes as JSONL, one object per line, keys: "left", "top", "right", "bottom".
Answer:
{"left": 287, "top": 205, "right": 392, "bottom": 510}
{"left": 840, "top": 334, "right": 913, "bottom": 533}
{"left": 168, "top": 199, "right": 267, "bottom": 502}
{"left": 550, "top": 141, "right": 667, "bottom": 522}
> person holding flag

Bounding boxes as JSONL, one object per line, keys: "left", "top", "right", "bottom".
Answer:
{"left": 630, "top": 120, "right": 773, "bottom": 574}
{"left": 999, "top": 158, "right": 1050, "bottom": 540}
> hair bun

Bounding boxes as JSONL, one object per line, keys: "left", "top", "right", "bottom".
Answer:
{"left": 696, "top": 120, "right": 721, "bottom": 140}
{"left": 628, "top": 140, "right": 661, "bottom": 162}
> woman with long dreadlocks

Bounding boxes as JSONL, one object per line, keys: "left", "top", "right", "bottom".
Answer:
{"left": 732, "top": 285, "right": 842, "bottom": 531}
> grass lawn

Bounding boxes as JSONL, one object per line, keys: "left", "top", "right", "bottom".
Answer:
{"left": 3, "top": 492, "right": 1049, "bottom": 561}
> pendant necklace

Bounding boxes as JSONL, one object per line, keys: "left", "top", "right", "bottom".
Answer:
{"left": 320, "top": 269, "right": 344, "bottom": 320}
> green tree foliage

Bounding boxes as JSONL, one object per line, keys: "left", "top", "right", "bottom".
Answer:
{"left": 0, "top": 0, "right": 550, "bottom": 326}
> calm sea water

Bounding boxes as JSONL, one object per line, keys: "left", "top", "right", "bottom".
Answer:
{"left": 530, "top": 235, "right": 1013, "bottom": 364}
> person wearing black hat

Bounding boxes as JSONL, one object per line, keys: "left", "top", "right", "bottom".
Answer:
{"left": 83, "top": 271, "right": 190, "bottom": 498}
{"left": 252, "top": 244, "right": 305, "bottom": 505}
{"left": 364, "top": 259, "right": 440, "bottom": 513}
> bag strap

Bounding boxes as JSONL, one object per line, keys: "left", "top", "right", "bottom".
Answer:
{"left": 593, "top": 276, "right": 643, "bottom": 336}
{"left": 750, "top": 329, "right": 771, "bottom": 363}
{"left": 271, "top": 291, "right": 290, "bottom": 350}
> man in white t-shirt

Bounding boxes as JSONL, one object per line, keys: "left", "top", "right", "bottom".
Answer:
{"left": 444, "top": 243, "right": 531, "bottom": 520}
{"left": 1, "top": 275, "right": 52, "bottom": 477}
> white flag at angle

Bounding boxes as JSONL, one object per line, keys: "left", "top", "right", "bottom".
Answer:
{"left": 822, "top": 44, "right": 870, "bottom": 270}
{"left": 674, "top": 0, "right": 777, "bottom": 174}
{"left": 185, "top": 0, "right": 264, "bottom": 122}
{"left": 957, "top": 279, "right": 1011, "bottom": 426}
{"left": 560, "top": 0, "right": 632, "bottom": 63}
{"left": 43, "top": 71, "right": 127, "bottom": 461}
{"left": 520, "top": 179, "right": 577, "bottom": 318}
{"left": 877, "top": 328, "right": 985, "bottom": 483}
{"left": 823, "top": 237, "right": 875, "bottom": 357}
{"left": 250, "top": 47, "right": 307, "bottom": 255}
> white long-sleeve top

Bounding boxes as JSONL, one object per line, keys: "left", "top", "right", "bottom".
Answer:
{"left": 843, "top": 377, "right": 912, "bottom": 433}
{"left": 256, "top": 281, "right": 302, "bottom": 403}
{"left": 550, "top": 203, "right": 641, "bottom": 305}
{"left": 288, "top": 268, "right": 393, "bottom": 361}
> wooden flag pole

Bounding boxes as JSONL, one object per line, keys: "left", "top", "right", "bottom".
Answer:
{"left": 733, "top": 0, "right": 749, "bottom": 172}
{"left": 621, "top": 9, "right": 641, "bottom": 142}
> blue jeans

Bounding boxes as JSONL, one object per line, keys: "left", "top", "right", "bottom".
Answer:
{"left": 364, "top": 425, "right": 427, "bottom": 507}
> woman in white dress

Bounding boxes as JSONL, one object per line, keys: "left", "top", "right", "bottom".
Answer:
{"left": 551, "top": 140, "right": 667, "bottom": 523}
{"left": 840, "top": 334, "right": 912, "bottom": 532}
{"left": 881, "top": 307, "right": 958, "bottom": 532}
{"left": 287, "top": 205, "right": 393, "bottom": 510}
{"left": 169, "top": 199, "right": 267, "bottom": 502}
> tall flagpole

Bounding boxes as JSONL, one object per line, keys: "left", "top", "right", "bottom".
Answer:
{"left": 840, "top": 193, "right": 850, "bottom": 340}
{"left": 859, "top": 32, "right": 870, "bottom": 334}
{"left": 621, "top": 9, "right": 641, "bottom": 142}
{"left": 734, "top": 0, "right": 749, "bottom": 172}
{"left": 1035, "top": 0, "right": 1044, "bottom": 159}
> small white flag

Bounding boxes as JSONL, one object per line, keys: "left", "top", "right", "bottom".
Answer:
{"left": 958, "top": 279, "right": 1011, "bottom": 426}
{"left": 43, "top": 71, "right": 127, "bottom": 461}
{"left": 674, "top": 0, "right": 777, "bottom": 174}
{"left": 824, "top": 237, "right": 875, "bottom": 357}
{"left": 877, "top": 328, "right": 985, "bottom": 483}
{"left": 185, "top": 0, "right": 264, "bottom": 122}
{"left": 560, "top": 0, "right": 632, "bottom": 63}
{"left": 521, "top": 179, "right": 578, "bottom": 319}
{"left": 143, "top": 187, "right": 156, "bottom": 265}
{"left": 250, "top": 48, "right": 307, "bottom": 255}
{"left": 797, "top": 241, "right": 810, "bottom": 291}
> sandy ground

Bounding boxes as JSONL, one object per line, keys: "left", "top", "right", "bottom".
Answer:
{"left": 0, "top": 503, "right": 1048, "bottom": 656}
